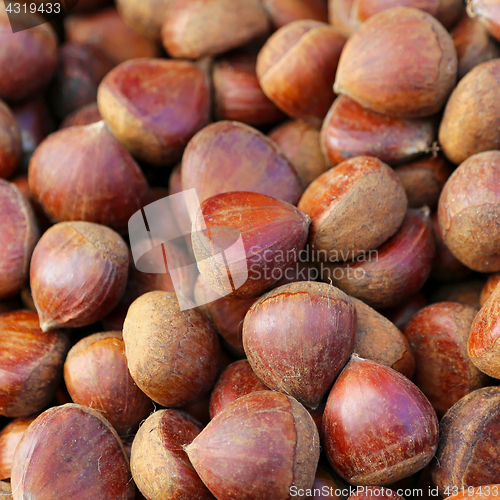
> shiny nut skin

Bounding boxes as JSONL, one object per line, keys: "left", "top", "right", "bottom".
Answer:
{"left": 323, "top": 356, "right": 439, "bottom": 485}
{"left": 10, "top": 404, "right": 135, "bottom": 500}
{"left": 0, "top": 101, "right": 22, "bottom": 179}
{"left": 404, "top": 302, "right": 487, "bottom": 416}
{"left": 30, "top": 221, "right": 129, "bottom": 331}
{"left": 243, "top": 282, "right": 357, "bottom": 408}
{"left": 0, "top": 310, "right": 69, "bottom": 417}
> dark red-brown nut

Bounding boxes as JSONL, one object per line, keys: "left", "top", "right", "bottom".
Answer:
{"left": 451, "top": 13, "right": 500, "bottom": 79}
{"left": 97, "top": 58, "right": 211, "bottom": 166}
{"left": 0, "top": 310, "right": 69, "bottom": 417}
{"left": 350, "top": 296, "right": 415, "bottom": 379}
{"left": 182, "top": 121, "right": 304, "bottom": 206}
{"left": 431, "top": 280, "right": 484, "bottom": 309}
{"left": 123, "top": 291, "right": 220, "bottom": 407}
{"left": 469, "top": 282, "right": 500, "bottom": 378}
{"left": 10, "top": 404, "right": 135, "bottom": 499}
{"left": 404, "top": 302, "right": 487, "bottom": 416}
{"left": 30, "top": 221, "right": 129, "bottom": 331}
{"left": 194, "top": 275, "right": 256, "bottom": 355}
{"left": 29, "top": 121, "right": 150, "bottom": 232}
{"left": 298, "top": 156, "right": 407, "bottom": 261}
{"left": 323, "top": 356, "right": 439, "bottom": 485}
{"left": 439, "top": 61, "right": 500, "bottom": 165}
{"left": 186, "top": 391, "right": 320, "bottom": 500}
{"left": 394, "top": 154, "right": 453, "bottom": 209}
{"left": 0, "top": 180, "right": 39, "bottom": 299}
{"left": 64, "top": 7, "right": 159, "bottom": 65}
{"left": 131, "top": 409, "right": 214, "bottom": 500}
{"left": 348, "top": 487, "right": 404, "bottom": 500}
{"left": 161, "top": 0, "right": 270, "bottom": 59}
{"left": 334, "top": 7, "right": 457, "bottom": 118}
{"left": 430, "top": 212, "right": 471, "bottom": 281}
{"left": 192, "top": 191, "right": 310, "bottom": 298}
{"left": 480, "top": 273, "right": 500, "bottom": 306}
{"left": 212, "top": 52, "right": 285, "bottom": 126}
{"left": 0, "top": 415, "right": 37, "bottom": 479}
{"left": 262, "top": 0, "right": 328, "bottom": 28}
{"left": 431, "top": 387, "right": 500, "bottom": 494}
{"left": 381, "top": 292, "right": 427, "bottom": 331}
{"left": 11, "top": 96, "right": 53, "bottom": 170}
{"left": 269, "top": 120, "right": 328, "bottom": 186}
{"left": 438, "top": 151, "right": 500, "bottom": 272}
{"left": 209, "top": 360, "right": 269, "bottom": 418}
{"left": 0, "top": 100, "right": 22, "bottom": 179}
{"left": 0, "top": 10, "right": 58, "bottom": 102}
{"left": 115, "top": 0, "right": 174, "bottom": 40}
{"left": 467, "top": 0, "right": 500, "bottom": 41}
{"left": 324, "top": 208, "right": 435, "bottom": 309}
{"left": 64, "top": 332, "right": 153, "bottom": 436}
{"left": 49, "top": 42, "right": 115, "bottom": 120}
{"left": 243, "top": 282, "right": 356, "bottom": 409}
{"left": 60, "top": 102, "right": 102, "bottom": 128}
{"left": 321, "top": 96, "right": 436, "bottom": 167}
{"left": 257, "top": 20, "right": 346, "bottom": 124}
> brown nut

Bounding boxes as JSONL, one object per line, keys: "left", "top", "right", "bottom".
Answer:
{"left": 243, "top": 282, "right": 357, "bottom": 408}
{"left": 64, "top": 332, "right": 153, "bottom": 436}
{"left": 348, "top": 487, "right": 404, "bottom": 500}
{"left": 123, "top": 291, "right": 220, "bottom": 407}
{"left": 381, "top": 292, "right": 428, "bottom": 331}
{"left": 209, "top": 360, "right": 269, "bottom": 419}
{"left": 182, "top": 121, "right": 304, "bottom": 207}
{"left": 29, "top": 121, "right": 150, "bottom": 232}
{"left": 185, "top": 391, "right": 320, "bottom": 500}
{"left": 404, "top": 302, "right": 487, "bottom": 416}
{"left": 438, "top": 150, "right": 500, "bottom": 272}
{"left": 451, "top": 13, "right": 500, "bottom": 79}
{"left": 0, "top": 481, "right": 11, "bottom": 499}
{"left": 131, "top": 409, "right": 214, "bottom": 500}
{"left": 439, "top": 60, "right": 500, "bottom": 164}
{"left": 115, "top": 0, "right": 174, "bottom": 40}
{"left": 323, "top": 355, "right": 439, "bottom": 485}
{"left": 10, "top": 404, "right": 135, "bottom": 499}
{"left": 0, "top": 100, "right": 22, "bottom": 179}
{"left": 394, "top": 154, "right": 453, "bottom": 209}
{"left": 430, "top": 280, "right": 484, "bottom": 309}
{"left": 64, "top": 7, "right": 159, "bottom": 65}
{"left": 191, "top": 191, "right": 310, "bottom": 298}
{"left": 269, "top": 120, "right": 328, "bottom": 186}
{"left": 323, "top": 208, "right": 435, "bottom": 309}
{"left": 30, "top": 221, "right": 129, "bottom": 331}
{"left": 469, "top": 282, "right": 500, "bottom": 378}
{"left": 49, "top": 42, "right": 115, "bottom": 120}
{"left": 321, "top": 96, "right": 437, "bottom": 167}
{"left": 0, "top": 180, "right": 39, "bottom": 300}
{"left": 0, "top": 310, "right": 69, "bottom": 417}
{"left": 430, "top": 212, "right": 471, "bottom": 281}
{"left": 60, "top": 102, "right": 102, "bottom": 128}
{"left": 257, "top": 20, "right": 346, "bottom": 124}
{"left": 97, "top": 58, "right": 211, "bottom": 166}
{"left": 298, "top": 156, "right": 407, "bottom": 261}
{"left": 212, "top": 51, "right": 285, "bottom": 126}
{"left": 350, "top": 296, "right": 415, "bottom": 379}
{"left": 0, "top": 415, "right": 37, "bottom": 480}
{"left": 161, "top": 0, "right": 270, "bottom": 59}
{"left": 0, "top": 10, "right": 58, "bottom": 102}
{"left": 334, "top": 7, "right": 457, "bottom": 118}
{"left": 480, "top": 273, "right": 500, "bottom": 306}
{"left": 431, "top": 387, "right": 500, "bottom": 494}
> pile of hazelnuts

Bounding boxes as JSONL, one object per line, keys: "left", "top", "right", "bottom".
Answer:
{"left": 1, "top": 0, "right": 500, "bottom": 498}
